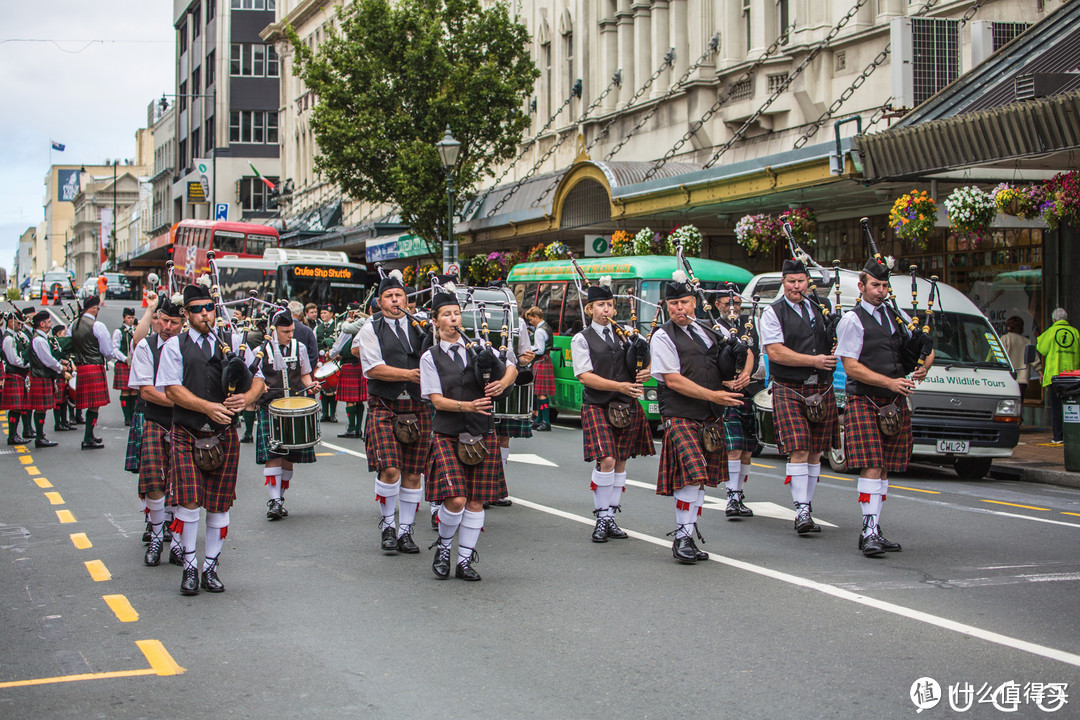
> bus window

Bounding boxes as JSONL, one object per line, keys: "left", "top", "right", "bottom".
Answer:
{"left": 612, "top": 280, "right": 636, "bottom": 328}
{"left": 215, "top": 230, "right": 244, "bottom": 254}
{"left": 246, "top": 234, "right": 274, "bottom": 256}
{"left": 639, "top": 280, "right": 665, "bottom": 329}
{"left": 563, "top": 286, "right": 584, "bottom": 336}
{"left": 513, "top": 281, "right": 538, "bottom": 311}
{"left": 536, "top": 282, "right": 565, "bottom": 333}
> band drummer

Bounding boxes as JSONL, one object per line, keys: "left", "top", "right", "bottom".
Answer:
{"left": 258, "top": 310, "right": 320, "bottom": 520}
{"left": 714, "top": 290, "right": 759, "bottom": 519}
{"left": 835, "top": 259, "right": 934, "bottom": 557}
{"left": 571, "top": 276, "right": 654, "bottom": 543}
{"left": 421, "top": 290, "right": 517, "bottom": 581}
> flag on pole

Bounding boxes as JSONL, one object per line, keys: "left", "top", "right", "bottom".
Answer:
{"left": 51, "top": 140, "right": 65, "bottom": 151}
{"left": 248, "top": 162, "right": 275, "bottom": 190}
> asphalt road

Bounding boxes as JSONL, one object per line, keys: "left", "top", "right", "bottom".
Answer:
{"left": 2, "top": 304, "right": 1078, "bottom": 718}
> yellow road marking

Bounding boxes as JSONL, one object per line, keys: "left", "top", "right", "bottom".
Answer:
{"left": 103, "top": 594, "right": 139, "bottom": 622}
{"left": 44, "top": 491, "right": 65, "bottom": 505}
{"left": 19, "top": 455, "right": 32, "bottom": 464}
{"left": 25, "top": 466, "right": 39, "bottom": 475}
{"left": 981, "top": 499, "right": 1050, "bottom": 512}
{"left": 889, "top": 485, "right": 941, "bottom": 495}
{"left": 70, "top": 533, "right": 92, "bottom": 549}
{"left": 0, "top": 640, "right": 185, "bottom": 688}
{"left": 1062, "top": 512, "right": 1080, "bottom": 518}
{"left": 15, "top": 444, "right": 29, "bottom": 452}
{"left": 84, "top": 559, "right": 111, "bottom": 581}
{"left": 315, "top": 452, "right": 335, "bottom": 456}
{"left": 34, "top": 477, "right": 53, "bottom": 488}
{"left": 750, "top": 462, "right": 774, "bottom": 469}
{"left": 821, "top": 474, "right": 854, "bottom": 482}
{"left": 56, "top": 509, "right": 76, "bottom": 523}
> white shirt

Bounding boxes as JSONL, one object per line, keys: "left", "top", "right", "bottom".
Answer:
{"left": 835, "top": 301, "right": 912, "bottom": 360}
{"left": 572, "top": 321, "right": 624, "bottom": 377}
{"left": 530, "top": 323, "right": 549, "bottom": 354}
{"left": 31, "top": 331, "right": 63, "bottom": 373}
{"left": 332, "top": 321, "right": 364, "bottom": 360}
{"left": 419, "top": 337, "right": 468, "bottom": 400}
{"left": 2, "top": 332, "right": 27, "bottom": 368}
{"left": 111, "top": 324, "right": 134, "bottom": 356}
{"left": 650, "top": 322, "right": 726, "bottom": 382}
{"left": 263, "top": 336, "right": 312, "bottom": 375}
{"left": 157, "top": 328, "right": 263, "bottom": 388}
{"left": 358, "top": 315, "right": 414, "bottom": 378}
{"left": 71, "top": 313, "right": 126, "bottom": 363}
{"left": 128, "top": 335, "right": 164, "bottom": 391}
{"left": 759, "top": 297, "right": 821, "bottom": 347}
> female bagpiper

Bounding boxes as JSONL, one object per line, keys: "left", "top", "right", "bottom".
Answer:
{"left": 421, "top": 291, "right": 517, "bottom": 581}
{"left": 571, "top": 277, "right": 654, "bottom": 542}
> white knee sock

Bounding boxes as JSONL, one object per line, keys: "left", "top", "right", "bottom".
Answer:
{"left": 857, "top": 477, "right": 883, "bottom": 536}
{"left": 280, "top": 468, "right": 293, "bottom": 493}
{"left": 264, "top": 467, "right": 282, "bottom": 500}
{"left": 878, "top": 478, "right": 889, "bottom": 523}
{"left": 806, "top": 463, "right": 821, "bottom": 503}
{"left": 610, "top": 471, "right": 627, "bottom": 511}
{"left": 437, "top": 506, "right": 463, "bottom": 544}
{"left": 673, "top": 485, "right": 698, "bottom": 538}
{"left": 726, "top": 459, "right": 743, "bottom": 492}
{"left": 500, "top": 446, "right": 509, "bottom": 470}
{"left": 740, "top": 462, "right": 751, "bottom": 486}
{"left": 591, "top": 468, "right": 614, "bottom": 515}
{"left": 786, "top": 462, "right": 809, "bottom": 504}
{"left": 203, "top": 511, "right": 229, "bottom": 571}
{"left": 457, "top": 510, "right": 484, "bottom": 564}
{"left": 145, "top": 496, "right": 166, "bottom": 541}
{"left": 174, "top": 506, "right": 200, "bottom": 571}
{"left": 397, "top": 487, "right": 422, "bottom": 536}
{"left": 375, "top": 479, "right": 400, "bottom": 528}
{"left": 694, "top": 486, "right": 706, "bottom": 523}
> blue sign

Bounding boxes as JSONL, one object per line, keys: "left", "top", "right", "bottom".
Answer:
{"left": 215, "top": 203, "right": 229, "bottom": 221}
{"left": 57, "top": 169, "right": 80, "bottom": 202}
{"left": 366, "top": 236, "right": 399, "bottom": 264}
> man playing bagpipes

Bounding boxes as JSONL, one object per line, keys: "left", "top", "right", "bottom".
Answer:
{"left": 70, "top": 296, "right": 127, "bottom": 450}
{"left": 2, "top": 310, "right": 32, "bottom": 445}
{"left": 112, "top": 307, "right": 138, "bottom": 426}
{"left": 315, "top": 304, "right": 340, "bottom": 423}
{"left": 26, "top": 311, "right": 69, "bottom": 448}
{"left": 333, "top": 301, "right": 369, "bottom": 439}
{"left": 524, "top": 306, "right": 555, "bottom": 431}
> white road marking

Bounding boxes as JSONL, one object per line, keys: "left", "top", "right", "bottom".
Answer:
{"left": 624, "top": 478, "right": 838, "bottom": 527}
{"left": 834, "top": 572, "right": 1080, "bottom": 592}
{"left": 507, "top": 453, "right": 558, "bottom": 467}
{"left": 319, "top": 441, "right": 366, "bottom": 459}
{"left": 508, "top": 495, "right": 1080, "bottom": 669}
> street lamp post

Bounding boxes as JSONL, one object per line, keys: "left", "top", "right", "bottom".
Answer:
{"left": 435, "top": 126, "right": 461, "bottom": 273}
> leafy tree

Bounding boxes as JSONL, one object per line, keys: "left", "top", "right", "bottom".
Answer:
{"left": 289, "top": 0, "right": 538, "bottom": 253}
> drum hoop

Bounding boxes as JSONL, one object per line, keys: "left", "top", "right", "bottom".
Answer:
{"left": 314, "top": 361, "right": 340, "bottom": 379}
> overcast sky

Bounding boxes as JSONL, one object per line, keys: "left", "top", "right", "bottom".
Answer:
{"left": 0, "top": 1, "right": 175, "bottom": 281}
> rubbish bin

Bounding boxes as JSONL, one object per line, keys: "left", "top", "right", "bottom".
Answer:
{"left": 1051, "top": 372, "right": 1080, "bottom": 472}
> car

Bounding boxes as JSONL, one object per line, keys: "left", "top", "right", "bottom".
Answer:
{"left": 38, "top": 271, "right": 77, "bottom": 301}
{"left": 77, "top": 277, "right": 98, "bottom": 301}
{"left": 102, "top": 272, "right": 132, "bottom": 300}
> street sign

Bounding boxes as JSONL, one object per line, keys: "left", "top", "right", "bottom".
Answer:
{"left": 215, "top": 203, "right": 229, "bottom": 221}
{"left": 446, "top": 263, "right": 460, "bottom": 278}
{"left": 584, "top": 235, "right": 611, "bottom": 257}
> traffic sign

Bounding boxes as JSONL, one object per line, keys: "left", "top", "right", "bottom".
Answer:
{"left": 445, "top": 263, "right": 460, "bottom": 278}
{"left": 584, "top": 235, "right": 611, "bottom": 257}
{"left": 215, "top": 203, "right": 229, "bottom": 221}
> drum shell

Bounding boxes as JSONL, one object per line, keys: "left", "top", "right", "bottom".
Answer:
{"left": 314, "top": 360, "right": 340, "bottom": 391}
{"left": 752, "top": 388, "right": 776, "bottom": 447}
{"left": 269, "top": 396, "right": 321, "bottom": 449}
{"left": 493, "top": 384, "right": 534, "bottom": 420}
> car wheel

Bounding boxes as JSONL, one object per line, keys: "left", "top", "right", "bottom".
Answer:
{"left": 954, "top": 457, "right": 992, "bottom": 480}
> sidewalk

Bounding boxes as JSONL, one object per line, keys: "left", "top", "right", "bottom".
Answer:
{"left": 990, "top": 425, "right": 1080, "bottom": 489}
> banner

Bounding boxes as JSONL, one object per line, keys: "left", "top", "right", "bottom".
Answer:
{"left": 57, "top": 169, "right": 80, "bottom": 202}
{"left": 99, "top": 207, "right": 114, "bottom": 266}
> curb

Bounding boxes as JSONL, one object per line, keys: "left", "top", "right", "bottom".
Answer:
{"left": 991, "top": 463, "right": 1080, "bottom": 490}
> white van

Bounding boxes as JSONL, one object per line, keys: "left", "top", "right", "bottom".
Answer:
{"left": 744, "top": 268, "right": 1022, "bottom": 479}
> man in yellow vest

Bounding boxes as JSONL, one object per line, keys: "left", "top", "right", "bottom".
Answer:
{"left": 1036, "top": 308, "right": 1080, "bottom": 444}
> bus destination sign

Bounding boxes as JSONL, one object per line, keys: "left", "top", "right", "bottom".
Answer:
{"left": 289, "top": 265, "right": 360, "bottom": 281}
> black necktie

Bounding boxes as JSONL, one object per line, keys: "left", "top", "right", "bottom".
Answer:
{"left": 394, "top": 320, "right": 411, "bottom": 352}
{"left": 603, "top": 327, "right": 616, "bottom": 350}
{"left": 877, "top": 307, "right": 889, "bottom": 331}
{"left": 800, "top": 302, "right": 814, "bottom": 328}
{"left": 200, "top": 334, "right": 213, "bottom": 360}
{"left": 450, "top": 344, "right": 465, "bottom": 371}
{"left": 686, "top": 326, "right": 709, "bottom": 352}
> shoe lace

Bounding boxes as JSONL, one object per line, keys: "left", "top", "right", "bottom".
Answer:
{"left": 457, "top": 547, "right": 479, "bottom": 566}
{"left": 398, "top": 523, "right": 413, "bottom": 539}
{"left": 147, "top": 537, "right": 163, "bottom": 554}
{"left": 428, "top": 537, "right": 453, "bottom": 554}
{"left": 861, "top": 514, "right": 878, "bottom": 536}
{"left": 182, "top": 549, "right": 198, "bottom": 572}
{"left": 666, "top": 523, "right": 695, "bottom": 539}
{"left": 203, "top": 553, "right": 220, "bottom": 574}
{"left": 604, "top": 516, "right": 623, "bottom": 532}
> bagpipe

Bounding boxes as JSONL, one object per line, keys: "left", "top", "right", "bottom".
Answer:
{"left": 779, "top": 215, "right": 843, "bottom": 345}
{"left": 674, "top": 242, "right": 746, "bottom": 381}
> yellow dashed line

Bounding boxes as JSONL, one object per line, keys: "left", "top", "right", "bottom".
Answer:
{"left": 25, "top": 466, "right": 39, "bottom": 475}
{"left": 821, "top": 474, "right": 854, "bottom": 482}
{"left": 34, "top": 477, "right": 53, "bottom": 488}
{"left": 56, "top": 509, "right": 76, "bottom": 523}
{"left": 103, "top": 595, "right": 139, "bottom": 622}
{"left": 19, "top": 455, "right": 32, "bottom": 465}
{"left": 84, "top": 560, "right": 111, "bottom": 582}
{"left": 44, "top": 491, "right": 65, "bottom": 505}
{"left": 136, "top": 640, "right": 186, "bottom": 676}
{"left": 315, "top": 452, "right": 334, "bottom": 456}
{"left": 70, "top": 533, "right": 92, "bottom": 549}
{"left": 981, "top": 499, "right": 1050, "bottom": 512}
{"left": 1061, "top": 512, "right": 1080, "bottom": 518}
{"left": 14, "top": 444, "right": 27, "bottom": 453}
{"left": 750, "top": 462, "right": 774, "bottom": 469}
{"left": 0, "top": 640, "right": 185, "bottom": 687}
{"left": 889, "top": 484, "right": 941, "bottom": 494}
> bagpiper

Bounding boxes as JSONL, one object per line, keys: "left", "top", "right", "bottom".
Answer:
{"left": 70, "top": 296, "right": 126, "bottom": 450}
{"left": 112, "top": 307, "right": 138, "bottom": 426}
{"left": 524, "top": 306, "right": 555, "bottom": 431}
{"left": 48, "top": 324, "right": 74, "bottom": 432}
{"left": 2, "top": 310, "right": 32, "bottom": 445}
{"left": 315, "top": 304, "right": 339, "bottom": 423}
{"left": 334, "top": 301, "right": 368, "bottom": 439}
{"left": 26, "top": 311, "right": 68, "bottom": 448}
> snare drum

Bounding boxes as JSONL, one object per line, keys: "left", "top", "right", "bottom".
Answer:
{"left": 269, "top": 396, "right": 321, "bottom": 450}
{"left": 493, "top": 383, "right": 534, "bottom": 420}
{"left": 752, "top": 388, "right": 776, "bottom": 448}
{"left": 314, "top": 360, "right": 340, "bottom": 391}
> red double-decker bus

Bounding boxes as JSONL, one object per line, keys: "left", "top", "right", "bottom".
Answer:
{"left": 168, "top": 219, "right": 280, "bottom": 283}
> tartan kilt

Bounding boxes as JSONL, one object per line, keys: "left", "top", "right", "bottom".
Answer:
{"left": 73, "top": 364, "right": 111, "bottom": 409}
{"left": 113, "top": 361, "right": 131, "bottom": 390}
{"left": 427, "top": 433, "right": 507, "bottom": 504}
{"left": 255, "top": 406, "right": 317, "bottom": 464}
{"left": 27, "top": 376, "right": 58, "bottom": 412}
{"left": 722, "top": 401, "right": 757, "bottom": 452}
{"left": 365, "top": 396, "right": 431, "bottom": 474}
{"left": 169, "top": 425, "right": 241, "bottom": 513}
{"left": 54, "top": 379, "right": 67, "bottom": 409}
{"left": 137, "top": 419, "right": 171, "bottom": 495}
{"left": 1, "top": 373, "right": 29, "bottom": 412}
{"left": 656, "top": 417, "right": 727, "bottom": 496}
{"left": 772, "top": 381, "right": 840, "bottom": 455}
{"left": 844, "top": 395, "right": 913, "bottom": 472}
{"left": 532, "top": 357, "right": 556, "bottom": 396}
{"left": 581, "top": 402, "right": 654, "bottom": 463}
{"left": 336, "top": 363, "right": 368, "bottom": 403}
{"left": 124, "top": 411, "right": 145, "bottom": 473}
{"left": 494, "top": 416, "right": 532, "bottom": 439}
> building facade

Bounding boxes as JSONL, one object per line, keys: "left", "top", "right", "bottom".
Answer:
{"left": 16, "top": 227, "right": 35, "bottom": 292}
{"left": 67, "top": 170, "right": 145, "bottom": 281}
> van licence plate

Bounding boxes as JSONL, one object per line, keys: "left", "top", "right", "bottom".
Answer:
{"left": 937, "top": 439, "right": 969, "bottom": 454}
{"left": 648, "top": 403, "right": 659, "bottom": 415}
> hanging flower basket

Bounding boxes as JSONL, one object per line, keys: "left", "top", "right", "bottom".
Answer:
{"left": 632, "top": 227, "right": 663, "bottom": 255}
{"left": 666, "top": 224, "right": 703, "bottom": 256}
{"left": 888, "top": 189, "right": 937, "bottom": 251}
{"left": 543, "top": 241, "right": 567, "bottom": 260}
{"left": 525, "top": 243, "right": 546, "bottom": 262}
{"left": 780, "top": 207, "right": 817, "bottom": 247}
{"left": 944, "top": 185, "right": 997, "bottom": 243}
{"left": 1039, "top": 171, "right": 1080, "bottom": 230}
{"left": 992, "top": 183, "right": 1041, "bottom": 220}
{"left": 610, "top": 229, "right": 634, "bottom": 257}
{"left": 402, "top": 262, "right": 439, "bottom": 288}
{"left": 734, "top": 214, "right": 777, "bottom": 257}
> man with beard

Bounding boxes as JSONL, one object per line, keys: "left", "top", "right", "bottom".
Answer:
{"left": 70, "top": 296, "right": 127, "bottom": 449}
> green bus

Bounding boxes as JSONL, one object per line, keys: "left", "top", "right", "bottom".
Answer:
{"left": 506, "top": 255, "right": 754, "bottom": 424}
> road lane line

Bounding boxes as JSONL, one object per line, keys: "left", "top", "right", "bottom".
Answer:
{"left": 136, "top": 640, "right": 186, "bottom": 676}
{"left": 1063, "top": 512, "right": 1080, "bottom": 518}
{"left": 889, "top": 484, "right": 941, "bottom": 494}
{"left": 981, "top": 499, "right": 1050, "bottom": 512}
{"left": 319, "top": 440, "right": 366, "bottom": 459}
{"left": 103, "top": 594, "right": 139, "bottom": 622}
{"left": 982, "top": 510, "right": 1079, "bottom": 529}
{"left": 69, "top": 533, "right": 92, "bottom": 549}
{"left": 0, "top": 641, "right": 185, "bottom": 688}
{"left": 84, "top": 560, "right": 111, "bottom": 582}
{"left": 508, "top": 495, "right": 1080, "bottom": 668}
{"left": 34, "top": 477, "right": 53, "bottom": 488}
{"left": 25, "top": 465, "right": 40, "bottom": 475}
{"left": 750, "top": 462, "right": 775, "bottom": 469}
{"left": 19, "top": 455, "right": 32, "bottom": 464}
{"left": 821, "top": 474, "right": 854, "bottom": 481}
{"left": 622, "top": 478, "right": 842, "bottom": 525}
{"left": 56, "top": 510, "right": 76, "bottom": 523}
{"left": 44, "top": 491, "right": 65, "bottom": 505}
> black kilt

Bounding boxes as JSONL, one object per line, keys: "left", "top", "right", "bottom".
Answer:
{"left": 772, "top": 380, "right": 839, "bottom": 455}
{"left": 337, "top": 363, "right": 368, "bottom": 403}
{"left": 364, "top": 396, "right": 431, "bottom": 474}
{"left": 581, "top": 402, "right": 654, "bottom": 463}
{"left": 656, "top": 417, "right": 727, "bottom": 496}
{"left": 73, "top": 364, "right": 110, "bottom": 409}
{"left": 124, "top": 411, "right": 145, "bottom": 474}
{"left": 844, "top": 394, "right": 913, "bottom": 473}
{"left": 169, "top": 425, "right": 240, "bottom": 513}
{"left": 138, "top": 419, "right": 171, "bottom": 496}
{"left": 27, "top": 376, "right": 57, "bottom": 412}
{"left": 1, "top": 372, "right": 29, "bottom": 412}
{"left": 255, "top": 406, "right": 317, "bottom": 464}
{"left": 113, "top": 361, "right": 131, "bottom": 390}
{"left": 427, "top": 433, "right": 507, "bottom": 504}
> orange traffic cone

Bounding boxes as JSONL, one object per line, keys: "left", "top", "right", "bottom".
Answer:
{"left": 141, "top": 287, "right": 148, "bottom": 308}
{"left": 53, "top": 287, "right": 60, "bottom": 305}
{"left": 41, "top": 288, "right": 49, "bottom": 306}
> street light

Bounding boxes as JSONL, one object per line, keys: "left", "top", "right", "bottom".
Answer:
{"left": 435, "top": 126, "right": 461, "bottom": 273}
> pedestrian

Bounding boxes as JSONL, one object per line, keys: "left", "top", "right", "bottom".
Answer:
{"left": 304, "top": 302, "right": 318, "bottom": 329}
{"left": 835, "top": 259, "right": 935, "bottom": 557}
{"left": 524, "top": 306, "right": 555, "bottom": 431}
{"left": 758, "top": 258, "right": 840, "bottom": 534}
{"left": 1, "top": 311, "right": 32, "bottom": 445}
{"left": 26, "top": 311, "right": 68, "bottom": 448}
{"left": 571, "top": 276, "right": 653, "bottom": 543}
{"left": 1000, "top": 315, "right": 1030, "bottom": 401}
{"left": 357, "top": 269, "right": 432, "bottom": 555}
{"left": 421, "top": 290, "right": 517, "bottom": 580}
{"left": 650, "top": 271, "right": 743, "bottom": 564}
{"left": 70, "top": 295, "right": 126, "bottom": 450}
{"left": 158, "top": 280, "right": 266, "bottom": 595}
{"left": 1036, "top": 308, "right": 1080, "bottom": 444}
{"left": 112, "top": 307, "right": 138, "bottom": 426}
{"left": 334, "top": 302, "right": 369, "bottom": 438}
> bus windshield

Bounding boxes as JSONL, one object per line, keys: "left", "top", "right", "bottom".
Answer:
{"left": 217, "top": 266, "right": 275, "bottom": 302}
{"left": 930, "top": 312, "right": 1011, "bottom": 369}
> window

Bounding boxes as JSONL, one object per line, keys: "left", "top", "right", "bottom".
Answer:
{"left": 190, "top": 129, "right": 200, "bottom": 161}
{"left": 206, "top": 50, "right": 215, "bottom": 86}
{"left": 192, "top": 67, "right": 201, "bottom": 95}
{"left": 179, "top": 139, "right": 187, "bottom": 168}
{"left": 231, "top": 0, "right": 274, "bottom": 9}
{"left": 230, "top": 44, "right": 277, "bottom": 77}
{"left": 536, "top": 281, "right": 565, "bottom": 333}
{"left": 267, "top": 45, "right": 279, "bottom": 77}
{"left": 229, "top": 111, "right": 278, "bottom": 144}
{"left": 192, "top": 6, "right": 201, "bottom": 37}
{"left": 230, "top": 44, "right": 241, "bottom": 76}
{"left": 179, "top": 22, "right": 188, "bottom": 54}
{"left": 205, "top": 115, "right": 215, "bottom": 153}
{"left": 565, "top": 32, "right": 573, "bottom": 101}
{"left": 237, "top": 177, "right": 280, "bottom": 212}
{"left": 742, "top": 0, "right": 751, "bottom": 51}
{"left": 542, "top": 42, "right": 551, "bottom": 118}
{"left": 911, "top": 18, "right": 959, "bottom": 105}
{"left": 253, "top": 45, "right": 265, "bottom": 77}
{"left": 778, "top": 0, "right": 789, "bottom": 37}
{"left": 207, "top": 0, "right": 215, "bottom": 21}
{"left": 179, "top": 81, "right": 188, "bottom": 111}
{"left": 267, "top": 112, "right": 278, "bottom": 143}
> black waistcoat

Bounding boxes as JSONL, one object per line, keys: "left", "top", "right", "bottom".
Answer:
{"left": 430, "top": 344, "right": 492, "bottom": 437}
{"left": 143, "top": 335, "right": 171, "bottom": 426}
{"left": 29, "top": 333, "right": 61, "bottom": 379}
{"left": 367, "top": 314, "right": 423, "bottom": 401}
{"left": 580, "top": 326, "right": 632, "bottom": 407}
{"left": 656, "top": 320, "right": 726, "bottom": 420}
{"left": 534, "top": 321, "right": 554, "bottom": 356}
{"left": 172, "top": 333, "right": 228, "bottom": 433}
{"left": 846, "top": 305, "right": 906, "bottom": 398}
{"left": 259, "top": 339, "right": 304, "bottom": 409}
{"left": 72, "top": 315, "right": 104, "bottom": 366}
{"left": 768, "top": 298, "right": 833, "bottom": 384}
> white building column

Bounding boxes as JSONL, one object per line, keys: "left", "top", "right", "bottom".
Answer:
{"left": 616, "top": 0, "right": 635, "bottom": 105}
{"left": 632, "top": 0, "right": 653, "bottom": 102}
{"left": 651, "top": 0, "right": 671, "bottom": 97}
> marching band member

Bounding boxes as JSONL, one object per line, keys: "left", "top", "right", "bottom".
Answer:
{"left": 26, "top": 311, "right": 68, "bottom": 448}
{"left": 316, "top": 304, "right": 339, "bottom": 423}
{"left": 714, "top": 292, "right": 759, "bottom": 519}
{"left": 571, "top": 277, "right": 654, "bottom": 543}
{"left": 158, "top": 282, "right": 265, "bottom": 595}
{"left": 258, "top": 310, "right": 319, "bottom": 520}
{"left": 129, "top": 293, "right": 185, "bottom": 567}
{"left": 421, "top": 290, "right": 516, "bottom": 580}
{"left": 112, "top": 307, "right": 138, "bottom": 426}
{"left": 240, "top": 316, "right": 267, "bottom": 443}
{"left": 487, "top": 312, "right": 534, "bottom": 510}
{"left": 524, "top": 306, "right": 555, "bottom": 431}
{"left": 70, "top": 296, "right": 126, "bottom": 450}
{"left": 650, "top": 272, "right": 742, "bottom": 564}
{"left": 335, "top": 302, "right": 368, "bottom": 439}
{"left": 2, "top": 311, "right": 31, "bottom": 445}
{"left": 357, "top": 270, "right": 431, "bottom": 555}
{"left": 836, "top": 260, "right": 934, "bottom": 557}
{"left": 759, "top": 258, "right": 840, "bottom": 535}
{"left": 49, "top": 325, "right": 74, "bottom": 432}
